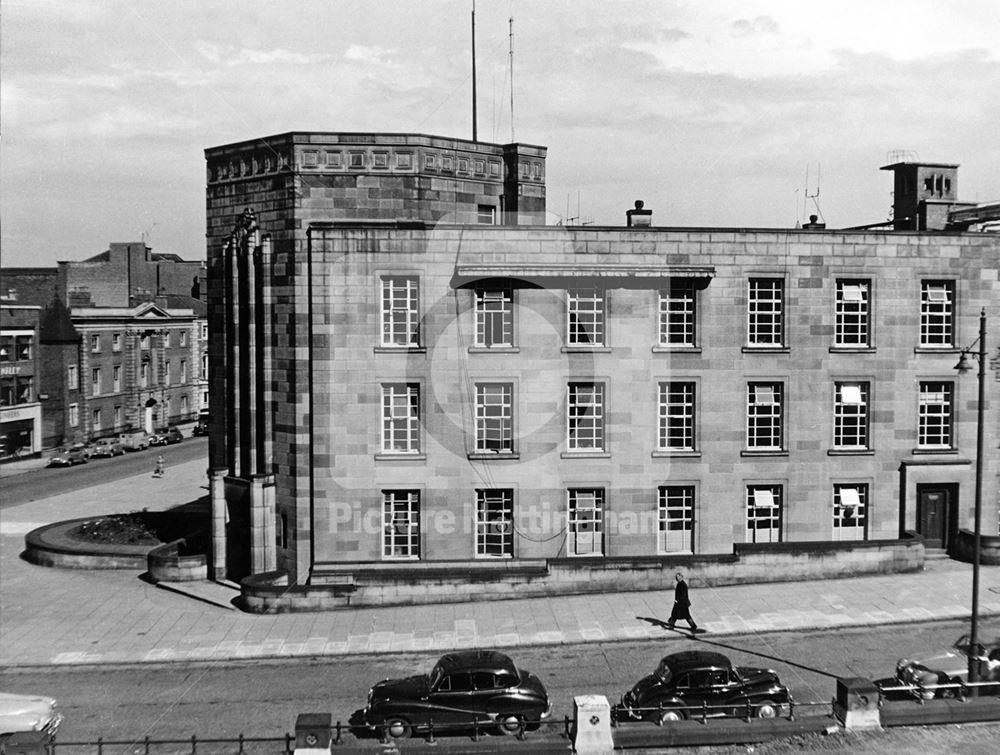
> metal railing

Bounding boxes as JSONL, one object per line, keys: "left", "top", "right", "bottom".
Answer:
{"left": 878, "top": 678, "right": 1000, "bottom": 703}
{"left": 610, "top": 696, "right": 803, "bottom": 725}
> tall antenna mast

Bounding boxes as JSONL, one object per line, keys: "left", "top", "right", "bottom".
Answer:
{"left": 471, "top": 1, "right": 478, "bottom": 142}
{"left": 508, "top": 15, "right": 515, "bottom": 142}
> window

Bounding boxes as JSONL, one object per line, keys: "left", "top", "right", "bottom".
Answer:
{"left": 746, "top": 382, "right": 783, "bottom": 450}
{"left": 92, "top": 408, "right": 102, "bottom": 431}
{"left": 181, "top": 395, "right": 189, "bottom": 414}
{"left": 0, "top": 378, "right": 13, "bottom": 407}
{"left": 140, "top": 334, "right": 150, "bottom": 350}
{"left": 202, "top": 354, "right": 209, "bottom": 379}
{"left": 747, "top": 278, "right": 784, "bottom": 346}
{"left": 833, "top": 484, "right": 868, "bottom": 541}
{"left": 180, "top": 359, "right": 187, "bottom": 382}
{"left": 15, "top": 336, "right": 32, "bottom": 361}
{"left": 568, "top": 488, "right": 604, "bottom": 556}
{"left": 90, "top": 334, "right": 101, "bottom": 352}
{"left": 383, "top": 490, "right": 420, "bottom": 559}
{"left": 113, "top": 405, "right": 122, "bottom": 426}
{"left": 659, "top": 282, "right": 696, "bottom": 346}
{"left": 67, "top": 364, "right": 79, "bottom": 390}
{"left": 835, "top": 280, "right": 870, "bottom": 347}
{"left": 920, "top": 281, "right": 954, "bottom": 347}
{"left": 477, "top": 204, "right": 497, "bottom": 225}
{"left": 16, "top": 377, "right": 32, "bottom": 404}
{"left": 381, "top": 276, "right": 420, "bottom": 346}
{"left": 567, "top": 382, "right": 605, "bottom": 451}
{"left": 0, "top": 336, "right": 11, "bottom": 362}
{"left": 140, "top": 363, "right": 149, "bottom": 388}
{"left": 746, "top": 485, "right": 782, "bottom": 543}
{"left": 68, "top": 403, "right": 79, "bottom": 427}
{"left": 476, "top": 489, "right": 513, "bottom": 557}
{"left": 91, "top": 367, "right": 101, "bottom": 396}
{"left": 381, "top": 384, "right": 420, "bottom": 454}
{"left": 475, "top": 383, "right": 513, "bottom": 453}
{"left": 475, "top": 286, "right": 513, "bottom": 347}
{"left": 918, "top": 381, "right": 953, "bottom": 449}
{"left": 567, "top": 287, "right": 605, "bottom": 346}
{"left": 112, "top": 365, "right": 121, "bottom": 392}
{"left": 165, "top": 360, "right": 172, "bottom": 385}
{"left": 112, "top": 333, "right": 122, "bottom": 352}
{"left": 201, "top": 323, "right": 208, "bottom": 340}
{"left": 179, "top": 331, "right": 187, "bottom": 347}
{"left": 658, "top": 486, "right": 694, "bottom": 554}
{"left": 833, "top": 382, "right": 869, "bottom": 450}
{"left": 658, "top": 382, "right": 696, "bottom": 451}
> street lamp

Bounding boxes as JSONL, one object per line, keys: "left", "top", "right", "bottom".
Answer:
{"left": 953, "top": 307, "right": 987, "bottom": 694}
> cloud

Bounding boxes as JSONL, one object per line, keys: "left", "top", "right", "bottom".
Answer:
{"left": 731, "top": 16, "right": 779, "bottom": 35}
{"left": 196, "top": 41, "right": 326, "bottom": 66}
{"left": 344, "top": 44, "right": 398, "bottom": 66}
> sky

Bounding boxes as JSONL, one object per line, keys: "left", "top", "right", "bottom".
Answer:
{"left": 2, "top": 0, "right": 999, "bottom": 267}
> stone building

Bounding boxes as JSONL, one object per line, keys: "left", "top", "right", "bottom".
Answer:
{"left": 0, "top": 301, "right": 44, "bottom": 459}
{"left": 1, "top": 243, "right": 209, "bottom": 449}
{"left": 205, "top": 132, "right": 999, "bottom": 609}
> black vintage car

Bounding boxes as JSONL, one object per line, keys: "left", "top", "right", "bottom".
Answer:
{"left": 615, "top": 650, "right": 791, "bottom": 724}
{"left": 363, "top": 650, "right": 550, "bottom": 740}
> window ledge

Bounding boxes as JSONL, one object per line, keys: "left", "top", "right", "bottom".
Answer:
{"left": 913, "top": 347, "right": 960, "bottom": 355}
{"left": 652, "top": 346, "right": 701, "bottom": 354}
{"left": 374, "top": 453, "right": 427, "bottom": 462}
{"left": 829, "top": 347, "right": 876, "bottom": 354}
{"left": 827, "top": 449, "right": 875, "bottom": 456}
{"left": 742, "top": 346, "right": 790, "bottom": 354}
{"left": 373, "top": 346, "right": 426, "bottom": 354}
{"left": 560, "top": 451, "right": 611, "bottom": 459}
{"left": 561, "top": 346, "right": 612, "bottom": 353}
{"left": 651, "top": 450, "right": 701, "bottom": 458}
{"left": 740, "top": 449, "right": 789, "bottom": 457}
{"left": 911, "top": 448, "right": 958, "bottom": 456}
{"left": 468, "top": 346, "right": 520, "bottom": 354}
{"left": 467, "top": 452, "right": 520, "bottom": 460}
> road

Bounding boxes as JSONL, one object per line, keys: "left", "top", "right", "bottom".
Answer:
{"left": 0, "top": 437, "right": 208, "bottom": 507}
{"left": 2, "top": 619, "right": 997, "bottom": 744}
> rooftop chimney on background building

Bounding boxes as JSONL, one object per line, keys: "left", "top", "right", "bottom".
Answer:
{"left": 626, "top": 200, "right": 652, "bottom": 227}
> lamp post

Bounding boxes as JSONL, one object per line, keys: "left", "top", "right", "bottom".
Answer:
{"left": 953, "top": 307, "right": 987, "bottom": 695}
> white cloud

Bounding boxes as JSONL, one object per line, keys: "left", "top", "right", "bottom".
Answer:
{"left": 344, "top": 44, "right": 397, "bottom": 66}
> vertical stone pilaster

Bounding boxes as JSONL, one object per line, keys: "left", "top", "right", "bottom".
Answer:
{"left": 250, "top": 472, "right": 276, "bottom": 574}
{"left": 209, "top": 466, "right": 228, "bottom": 580}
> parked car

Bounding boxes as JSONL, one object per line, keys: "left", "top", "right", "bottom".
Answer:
{"left": 0, "top": 691, "right": 62, "bottom": 742}
{"left": 363, "top": 650, "right": 550, "bottom": 740}
{"left": 191, "top": 419, "right": 208, "bottom": 436}
{"left": 149, "top": 427, "right": 183, "bottom": 445}
{"left": 118, "top": 429, "right": 150, "bottom": 452}
{"left": 89, "top": 438, "right": 125, "bottom": 457}
{"left": 885, "top": 637, "right": 1000, "bottom": 700}
{"left": 615, "top": 651, "right": 791, "bottom": 724}
{"left": 47, "top": 443, "right": 90, "bottom": 466}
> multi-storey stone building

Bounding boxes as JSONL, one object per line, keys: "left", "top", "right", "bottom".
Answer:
{"left": 1, "top": 243, "right": 209, "bottom": 449}
{"left": 0, "top": 302, "right": 43, "bottom": 459}
{"left": 205, "top": 132, "right": 999, "bottom": 610}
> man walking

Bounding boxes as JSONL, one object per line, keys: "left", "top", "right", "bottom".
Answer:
{"left": 666, "top": 572, "right": 699, "bottom": 632}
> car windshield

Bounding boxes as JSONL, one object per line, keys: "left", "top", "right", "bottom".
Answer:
{"left": 654, "top": 659, "right": 674, "bottom": 684}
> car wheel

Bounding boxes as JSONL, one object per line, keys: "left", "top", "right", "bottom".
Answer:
{"left": 653, "top": 707, "right": 685, "bottom": 724}
{"left": 496, "top": 713, "right": 525, "bottom": 736}
{"left": 754, "top": 700, "right": 778, "bottom": 718}
{"left": 382, "top": 716, "right": 411, "bottom": 741}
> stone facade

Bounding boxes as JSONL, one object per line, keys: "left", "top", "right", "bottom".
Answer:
{"left": 206, "top": 133, "right": 999, "bottom": 605}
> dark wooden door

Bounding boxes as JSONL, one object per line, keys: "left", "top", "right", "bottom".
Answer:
{"left": 917, "top": 485, "right": 957, "bottom": 549}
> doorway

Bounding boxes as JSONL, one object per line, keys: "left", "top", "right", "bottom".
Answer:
{"left": 916, "top": 483, "right": 959, "bottom": 549}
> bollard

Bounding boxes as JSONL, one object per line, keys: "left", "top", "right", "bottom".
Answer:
{"left": 294, "top": 713, "right": 333, "bottom": 755}
{"left": 833, "top": 678, "right": 881, "bottom": 731}
{"left": 571, "top": 695, "right": 614, "bottom": 755}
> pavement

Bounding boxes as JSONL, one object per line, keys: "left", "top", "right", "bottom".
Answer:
{"left": 1, "top": 455, "right": 999, "bottom": 669}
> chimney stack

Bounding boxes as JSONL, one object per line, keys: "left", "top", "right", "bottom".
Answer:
{"left": 626, "top": 200, "right": 652, "bottom": 227}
